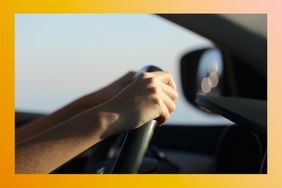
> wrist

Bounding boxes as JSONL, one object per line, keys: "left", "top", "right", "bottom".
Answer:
{"left": 77, "top": 104, "right": 124, "bottom": 139}
{"left": 97, "top": 100, "right": 141, "bottom": 138}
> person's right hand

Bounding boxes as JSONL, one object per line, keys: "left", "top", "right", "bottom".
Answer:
{"left": 14, "top": 70, "right": 178, "bottom": 174}
{"left": 97, "top": 71, "right": 178, "bottom": 138}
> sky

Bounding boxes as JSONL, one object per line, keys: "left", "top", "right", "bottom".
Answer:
{"left": 15, "top": 14, "right": 231, "bottom": 125}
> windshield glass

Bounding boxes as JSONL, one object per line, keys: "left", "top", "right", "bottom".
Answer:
{"left": 15, "top": 14, "right": 231, "bottom": 125}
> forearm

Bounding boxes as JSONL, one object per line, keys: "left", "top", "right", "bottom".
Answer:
{"left": 15, "top": 72, "right": 133, "bottom": 144}
{"left": 15, "top": 71, "right": 178, "bottom": 174}
{"left": 15, "top": 89, "right": 110, "bottom": 144}
{"left": 15, "top": 108, "right": 119, "bottom": 174}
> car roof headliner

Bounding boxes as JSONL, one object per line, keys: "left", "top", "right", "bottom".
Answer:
{"left": 158, "top": 14, "right": 267, "bottom": 78}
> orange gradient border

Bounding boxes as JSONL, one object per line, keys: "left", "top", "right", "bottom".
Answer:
{"left": 1, "top": 0, "right": 281, "bottom": 188}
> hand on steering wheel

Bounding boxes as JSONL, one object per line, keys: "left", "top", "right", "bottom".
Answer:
{"left": 99, "top": 66, "right": 178, "bottom": 139}
{"left": 105, "top": 65, "right": 178, "bottom": 173}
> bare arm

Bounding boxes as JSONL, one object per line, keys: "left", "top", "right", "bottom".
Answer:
{"left": 15, "top": 71, "right": 178, "bottom": 174}
{"left": 15, "top": 107, "right": 119, "bottom": 174}
{"left": 16, "top": 72, "right": 135, "bottom": 143}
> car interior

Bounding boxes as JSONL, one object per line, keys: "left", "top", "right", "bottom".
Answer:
{"left": 15, "top": 14, "right": 267, "bottom": 174}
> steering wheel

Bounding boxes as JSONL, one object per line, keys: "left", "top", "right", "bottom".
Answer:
{"left": 51, "top": 65, "right": 163, "bottom": 174}
{"left": 110, "top": 65, "right": 163, "bottom": 174}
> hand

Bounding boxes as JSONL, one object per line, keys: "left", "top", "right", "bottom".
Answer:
{"left": 97, "top": 71, "right": 178, "bottom": 137}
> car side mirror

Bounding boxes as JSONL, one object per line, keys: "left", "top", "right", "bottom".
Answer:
{"left": 180, "top": 47, "right": 235, "bottom": 110}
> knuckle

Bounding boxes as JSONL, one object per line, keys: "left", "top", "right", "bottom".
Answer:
{"left": 164, "top": 71, "right": 172, "bottom": 77}
{"left": 172, "top": 93, "right": 178, "bottom": 101}
{"left": 146, "top": 77, "right": 156, "bottom": 85}
{"left": 139, "top": 72, "right": 150, "bottom": 80}
{"left": 149, "top": 86, "right": 161, "bottom": 94}
{"left": 151, "top": 95, "right": 162, "bottom": 106}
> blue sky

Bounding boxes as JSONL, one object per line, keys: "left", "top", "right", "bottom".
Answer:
{"left": 15, "top": 14, "right": 230, "bottom": 125}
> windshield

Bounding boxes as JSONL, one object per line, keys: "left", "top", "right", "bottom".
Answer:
{"left": 15, "top": 14, "right": 231, "bottom": 125}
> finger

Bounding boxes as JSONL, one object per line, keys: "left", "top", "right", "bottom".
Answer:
{"left": 161, "top": 92, "right": 176, "bottom": 113}
{"left": 160, "top": 82, "right": 178, "bottom": 101}
{"left": 150, "top": 71, "right": 177, "bottom": 90}
{"left": 156, "top": 100, "right": 171, "bottom": 126}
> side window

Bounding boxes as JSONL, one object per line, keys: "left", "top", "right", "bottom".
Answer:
{"left": 15, "top": 14, "right": 230, "bottom": 125}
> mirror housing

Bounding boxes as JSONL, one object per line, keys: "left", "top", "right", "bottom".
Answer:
{"left": 180, "top": 47, "right": 236, "bottom": 110}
